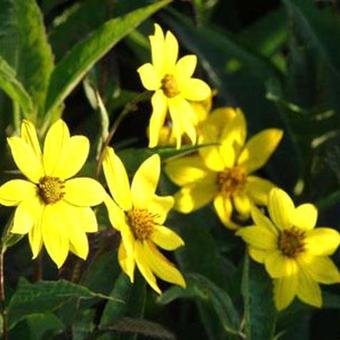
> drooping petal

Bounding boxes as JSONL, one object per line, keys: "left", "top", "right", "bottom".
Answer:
{"left": 144, "top": 241, "right": 186, "bottom": 287}
{"left": 64, "top": 177, "right": 105, "bottom": 207}
{"left": 181, "top": 78, "right": 211, "bottom": 101}
{"left": 296, "top": 267, "right": 322, "bottom": 308}
{"left": 238, "top": 129, "right": 283, "bottom": 174}
{"left": 29, "top": 213, "right": 44, "bottom": 259}
{"left": 146, "top": 195, "right": 174, "bottom": 225}
{"left": 164, "top": 30, "right": 178, "bottom": 72}
{"left": 268, "top": 188, "right": 294, "bottom": 230}
{"left": 246, "top": 176, "right": 275, "bottom": 206}
{"left": 165, "top": 154, "right": 209, "bottom": 186}
{"left": 150, "top": 24, "right": 165, "bottom": 75}
{"left": 118, "top": 242, "right": 135, "bottom": 283}
{"left": 174, "top": 174, "right": 217, "bottom": 213}
{"left": 264, "top": 251, "right": 298, "bottom": 278}
{"left": 292, "top": 204, "right": 317, "bottom": 230}
{"left": 54, "top": 136, "right": 90, "bottom": 180}
{"left": 102, "top": 147, "right": 132, "bottom": 210}
{"left": 137, "top": 63, "right": 160, "bottom": 91}
{"left": 135, "top": 241, "right": 161, "bottom": 294}
{"left": 131, "top": 154, "right": 160, "bottom": 208}
{"left": 21, "top": 120, "right": 41, "bottom": 157}
{"left": 250, "top": 206, "right": 278, "bottom": 234}
{"left": 213, "top": 195, "right": 236, "bottom": 229}
{"left": 248, "top": 247, "right": 268, "bottom": 263}
{"left": 273, "top": 275, "right": 298, "bottom": 311}
{"left": 43, "top": 119, "right": 70, "bottom": 176}
{"left": 175, "top": 55, "right": 197, "bottom": 84}
{"left": 236, "top": 226, "right": 277, "bottom": 250}
{"left": 233, "top": 193, "right": 251, "bottom": 218}
{"left": 148, "top": 91, "right": 168, "bottom": 148}
{"left": 7, "top": 137, "right": 44, "bottom": 183}
{"left": 305, "top": 228, "right": 340, "bottom": 256}
{"left": 151, "top": 225, "right": 184, "bottom": 250}
{"left": 0, "top": 180, "right": 37, "bottom": 206}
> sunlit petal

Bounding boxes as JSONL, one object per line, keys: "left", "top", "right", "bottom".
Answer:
{"left": 181, "top": 78, "right": 211, "bottom": 101}
{"left": 118, "top": 242, "right": 135, "bottom": 283}
{"left": 0, "top": 180, "right": 36, "bottom": 206}
{"left": 305, "top": 228, "right": 340, "bottom": 256}
{"left": 265, "top": 250, "right": 298, "bottom": 278}
{"left": 146, "top": 195, "right": 174, "bottom": 225}
{"left": 137, "top": 63, "right": 160, "bottom": 91}
{"left": 151, "top": 225, "right": 184, "bottom": 251}
{"left": 21, "top": 120, "right": 41, "bottom": 157}
{"left": 164, "top": 30, "right": 178, "bottom": 72}
{"left": 236, "top": 226, "right": 277, "bottom": 250}
{"left": 246, "top": 176, "right": 275, "bottom": 206}
{"left": 292, "top": 204, "right": 317, "bottom": 231}
{"left": 273, "top": 275, "right": 298, "bottom": 311}
{"left": 213, "top": 195, "right": 236, "bottom": 229}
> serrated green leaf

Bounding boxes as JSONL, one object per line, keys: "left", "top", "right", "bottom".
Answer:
{"left": 44, "top": 0, "right": 171, "bottom": 127}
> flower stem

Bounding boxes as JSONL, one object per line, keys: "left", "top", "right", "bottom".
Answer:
{"left": 0, "top": 248, "right": 8, "bottom": 340}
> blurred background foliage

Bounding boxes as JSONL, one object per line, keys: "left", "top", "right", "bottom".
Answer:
{"left": 0, "top": 0, "right": 340, "bottom": 339}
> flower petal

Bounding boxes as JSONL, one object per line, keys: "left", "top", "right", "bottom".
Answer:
{"left": 248, "top": 247, "right": 267, "bottom": 263}
{"left": 104, "top": 194, "right": 126, "bottom": 232}
{"left": 43, "top": 119, "right": 70, "bottom": 176}
{"left": 0, "top": 180, "right": 37, "bottom": 206}
{"left": 175, "top": 55, "right": 197, "bottom": 84}
{"left": 268, "top": 188, "right": 294, "bottom": 230}
{"left": 181, "top": 78, "right": 211, "bottom": 101}
{"left": 103, "top": 147, "right": 132, "bottom": 210}
{"left": 174, "top": 175, "right": 217, "bottom": 213}
{"left": 137, "top": 63, "right": 160, "bottom": 91}
{"left": 250, "top": 206, "right": 278, "bottom": 234}
{"left": 305, "top": 227, "right": 340, "bottom": 256}
{"left": 21, "top": 120, "right": 41, "bottom": 157}
{"left": 118, "top": 242, "right": 135, "bottom": 283}
{"left": 233, "top": 193, "right": 251, "bottom": 218}
{"left": 246, "top": 176, "right": 275, "bottom": 206}
{"left": 77, "top": 207, "right": 98, "bottom": 233}
{"left": 292, "top": 204, "right": 317, "bottom": 230}
{"left": 151, "top": 225, "right": 184, "bottom": 250}
{"left": 135, "top": 241, "right": 161, "bottom": 294}
{"left": 236, "top": 226, "right": 277, "bottom": 250}
{"left": 273, "top": 275, "right": 298, "bottom": 311}
{"left": 265, "top": 250, "right": 298, "bottom": 278}
{"left": 150, "top": 24, "right": 165, "bottom": 75}
{"left": 238, "top": 129, "right": 283, "bottom": 173}
{"left": 165, "top": 154, "right": 209, "bottom": 186}
{"left": 7, "top": 137, "right": 44, "bottom": 183}
{"left": 164, "top": 30, "right": 178, "bottom": 72}
{"left": 29, "top": 217, "right": 43, "bottom": 259}
{"left": 146, "top": 195, "right": 174, "bottom": 225}
{"left": 131, "top": 154, "right": 160, "bottom": 208}
{"left": 144, "top": 241, "right": 186, "bottom": 288}
{"left": 213, "top": 195, "right": 237, "bottom": 229}
{"left": 149, "top": 91, "right": 168, "bottom": 148}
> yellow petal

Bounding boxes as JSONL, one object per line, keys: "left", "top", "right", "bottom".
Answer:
{"left": 103, "top": 147, "right": 132, "bottom": 210}
{"left": 250, "top": 206, "right": 278, "bottom": 235}
{"left": 54, "top": 136, "right": 90, "bottom": 180}
{"left": 248, "top": 247, "right": 267, "bottom": 263}
{"left": 151, "top": 225, "right": 184, "bottom": 250}
{"left": 149, "top": 91, "right": 168, "bottom": 148}
{"left": 0, "top": 180, "right": 37, "bottom": 206}
{"left": 175, "top": 55, "right": 197, "bottom": 84}
{"left": 292, "top": 203, "right": 317, "bottom": 230}
{"left": 43, "top": 119, "right": 70, "bottom": 176}
{"left": 64, "top": 177, "right": 105, "bottom": 207}
{"left": 146, "top": 195, "right": 174, "bottom": 225}
{"left": 131, "top": 154, "right": 160, "bottom": 208}
{"left": 144, "top": 241, "right": 186, "bottom": 288}
{"left": 273, "top": 275, "right": 298, "bottom": 311}
{"left": 305, "top": 228, "right": 340, "bottom": 256}
{"left": 103, "top": 194, "right": 126, "bottom": 232}
{"left": 181, "top": 78, "right": 211, "bottom": 101}
{"left": 233, "top": 193, "right": 251, "bottom": 218}
{"left": 268, "top": 188, "right": 294, "bottom": 230}
{"left": 42, "top": 205, "right": 69, "bottom": 268}
{"left": 238, "top": 129, "right": 283, "bottom": 173}
{"left": 135, "top": 241, "right": 161, "bottom": 294}
{"left": 296, "top": 267, "right": 322, "bottom": 308}
{"left": 118, "top": 242, "right": 135, "bottom": 283}
{"left": 29, "top": 218, "right": 43, "bottom": 259}
{"left": 150, "top": 24, "right": 165, "bottom": 75}
{"left": 137, "top": 63, "right": 160, "bottom": 91}
{"left": 7, "top": 137, "right": 44, "bottom": 183}
{"left": 213, "top": 195, "right": 237, "bottom": 229}
{"left": 164, "top": 30, "right": 178, "bottom": 72}
{"left": 236, "top": 226, "right": 277, "bottom": 250}
{"left": 298, "top": 255, "right": 340, "bottom": 284}
{"left": 165, "top": 154, "right": 209, "bottom": 186}
{"left": 174, "top": 175, "right": 217, "bottom": 213}
{"left": 21, "top": 120, "right": 41, "bottom": 157}
{"left": 246, "top": 176, "right": 275, "bottom": 206}
{"left": 77, "top": 207, "right": 98, "bottom": 233}
{"left": 264, "top": 251, "right": 298, "bottom": 278}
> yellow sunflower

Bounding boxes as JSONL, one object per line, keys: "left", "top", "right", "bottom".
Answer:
{"left": 166, "top": 108, "right": 283, "bottom": 229}
{"left": 138, "top": 24, "right": 211, "bottom": 149}
{"left": 237, "top": 188, "right": 340, "bottom": 310}
{"left": 0, "top": 120, "right": 105, "bottom": 268}
{"left": 102, "top": 147, "right": 185, "bottom": 293}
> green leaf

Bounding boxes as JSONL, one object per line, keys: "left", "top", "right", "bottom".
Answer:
{"left": 44, "top": 0, "right": 171, "bottom": 127}
{"left": 8, "top": 278, "right": 123, "bottom": 329}
{"left": 0, "top": 57, "right": 34, "bottom": 118}
{"left": 241, "top": 254, "right": 277, "bottom": 340}
{"left": 158, "top": 273, "right": 241, "bottom": 336}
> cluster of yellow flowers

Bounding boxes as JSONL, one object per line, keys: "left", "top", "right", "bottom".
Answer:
{"left": 0, "top": 24, "right": 338, "bottom": 313}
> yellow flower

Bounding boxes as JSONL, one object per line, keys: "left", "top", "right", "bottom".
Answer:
{"left": 102, "top": 148, "right": 186, "bottom": 293}
{"left": 0, "top": 120, "right": 105, "bottom": 268}
{"left": 237, "top": 188, "right": 340, "bottom": 310}
{"left": 166, "top": 108, "right": 283, "bottom": 229}
{"left": 138, "top": 24, "right": 211, "bottom": 149}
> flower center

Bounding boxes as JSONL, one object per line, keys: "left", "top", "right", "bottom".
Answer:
{"left": 278, "top": 227, "right": 306, "bottom": 258}
{"left": 217, "top": 166, "right": 246, "bottom": 197}
{"left": 161, "top": 74, "right": 180, "bottom": 98}
{"left": 126, "top": 208, "right": 155, "bottom": 241}
{"left": 38, "top": 176, "right": 65, "bottom": 204}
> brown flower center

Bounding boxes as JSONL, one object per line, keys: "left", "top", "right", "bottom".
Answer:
{"left": 126, "top": 208, "right": 155, "bottom": 241}
{"left": 38, "top": 176, "right": 65, "bottom": 204}
{"left": 278, "top": 227, "right": 306, "bottom": 258}
{"left": 161, "top": 74, "right": 180, "bottom": 98}
{"left": 217, "top": 166, "right": 246, "bottom": 197}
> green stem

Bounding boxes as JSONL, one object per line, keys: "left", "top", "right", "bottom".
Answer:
{"left": 0, "top": 248, "right": 8, "bottom": 340}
